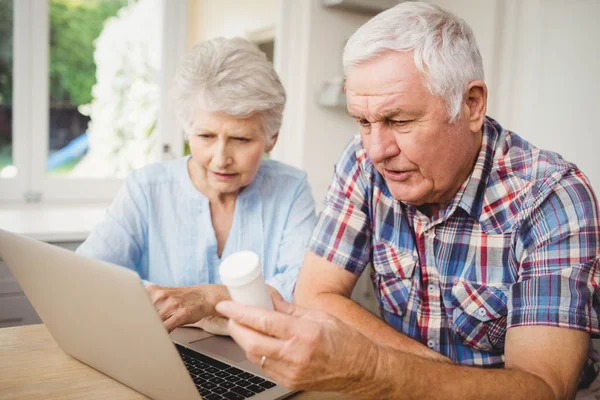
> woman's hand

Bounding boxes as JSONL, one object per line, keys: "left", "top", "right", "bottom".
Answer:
{"left": 193, "top": 316, "right": 230, "bottom": 336}
{"left": 146, "top": 284, "right": 229, "bottom": 332}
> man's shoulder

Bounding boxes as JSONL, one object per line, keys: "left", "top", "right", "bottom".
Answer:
{"left": 495, "top": 131, "right": 574, "bottom": 184}
{"left": 481, "top": 130, "right": 588, "bottom": 231}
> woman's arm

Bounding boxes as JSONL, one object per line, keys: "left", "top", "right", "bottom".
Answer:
{"left": 76, "top": 174, "right": 148, "bottom": 278}
{"left": 265, "top": 176, "right": 317, "bottom": 301}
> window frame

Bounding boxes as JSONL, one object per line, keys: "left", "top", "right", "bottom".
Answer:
{"left": 0, "top": 0, "right": 187, "bottom": 204}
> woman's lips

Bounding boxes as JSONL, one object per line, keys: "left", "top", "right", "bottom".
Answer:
{"left": 211, "top": 171, "right": 238, "bottom": 181}
{"left": 383, "top": 169, "right": 414, "bottom": 182}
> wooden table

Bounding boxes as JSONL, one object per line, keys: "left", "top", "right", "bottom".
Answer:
{"left": 0, "top": 324, "right": 354, "bottom": 400}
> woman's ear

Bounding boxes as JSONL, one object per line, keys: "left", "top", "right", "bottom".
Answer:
{"left": 265, "top": 132, "right": 279, "bottom": 153}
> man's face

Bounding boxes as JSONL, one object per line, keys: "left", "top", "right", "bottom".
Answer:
{"left": 345, "top": 51, "right": 481, "bottom": 208}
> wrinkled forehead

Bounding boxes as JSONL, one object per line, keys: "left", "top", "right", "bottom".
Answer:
{"left": 345, "top": 53, "right": 433, "bottom": 119}
{"left": 345, "top": 52, "right": 433, "bottom": 118}
{"left": 345, "top": 51, "right": 426, "bottom": 94}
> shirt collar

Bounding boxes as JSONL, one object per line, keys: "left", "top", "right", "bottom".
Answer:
{"left": 397, "top": 117, "right": 502, "bottom": 227}
{"left": 453, "top": 117, "right": 501, "bottom": 221}
{"left": 421, "top": 117, "right": 500, "bottom": 226}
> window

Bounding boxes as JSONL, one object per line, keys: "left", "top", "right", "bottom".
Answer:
{"left": 47, "top": 0, "right": 128, "bottom": 178}
{"left": 0, "top": 0, "right": 187, "bottom": 203}
{"left": 0, "top": 0, "right": 14, "bottom": 179}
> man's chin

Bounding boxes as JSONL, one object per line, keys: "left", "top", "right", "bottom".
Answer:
{"left": 396, "top": 198, "right": 426, "bottom": 206}
{"left": 389, "top": 189, "right": 427, "bottom": 206}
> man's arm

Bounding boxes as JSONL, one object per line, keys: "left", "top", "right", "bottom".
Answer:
{"left": 295, "top": 251, "right": 449, "bottom": 362}
{"left": 218, "top": 296, "right": 589, "bottom": 399}
{"left": 361, "top": 325, "right": 588, "bottom": 400}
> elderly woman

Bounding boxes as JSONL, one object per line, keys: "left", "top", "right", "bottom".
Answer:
{"left": 77, "top": 37, "right": 316, "bottom": 333}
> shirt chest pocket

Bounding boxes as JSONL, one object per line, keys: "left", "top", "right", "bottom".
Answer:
{"left": 372, "top": 241, "right": 417, "bottom": 316}
{"left": 450, "top": 280, "right": 509, "bottom": 353}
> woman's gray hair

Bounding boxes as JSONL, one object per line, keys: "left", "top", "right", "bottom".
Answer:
{"left": 170, "top": 37, "right": 286, "bottom": 145}
{"left": 343, "top": 2, "right": 484, "bottom": 122}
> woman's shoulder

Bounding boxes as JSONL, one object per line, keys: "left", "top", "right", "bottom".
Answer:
{"left": 126, "top": 157, "right": 189, "bottom": 189}
{"left": 258, "top": 159, "right": 308, "bottom": 187}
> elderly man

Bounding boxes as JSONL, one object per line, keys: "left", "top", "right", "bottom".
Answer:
{"left": 216, "top": 2, "right": 600, "bottom": 398}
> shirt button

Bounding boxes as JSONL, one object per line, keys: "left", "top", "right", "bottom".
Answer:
{"left": 425, "top": 229, "right": 435, "bottom": 239}
{"left": 427, "top": 340, "right": 436, "bottom": 348}
{"left": 427, "top": 284, "right": 436, "bottom": 293}
{"left": 478, "top": 307, "right": 487, "bottom": 317}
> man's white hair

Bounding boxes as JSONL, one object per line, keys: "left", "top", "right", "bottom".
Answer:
{"left": 343, "top": 2, "right": 484, "bottom": 121}
{"left": 170, "top": 37, "right": 286, "bottom": 145}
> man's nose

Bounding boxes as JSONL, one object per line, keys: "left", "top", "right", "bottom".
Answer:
{"left": 368, "top": 123, "right": 399, "bottom": 164}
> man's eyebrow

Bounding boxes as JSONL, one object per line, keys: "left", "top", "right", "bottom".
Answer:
{"left": 347, "top": 108, "right": 415, "bottom": 121}
{"left": 376, "top": 107, "right": 414, "bottom": 119}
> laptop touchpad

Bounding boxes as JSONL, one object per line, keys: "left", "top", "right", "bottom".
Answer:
{"left": 189, "top": 336, "right": 247, "bottom": 363}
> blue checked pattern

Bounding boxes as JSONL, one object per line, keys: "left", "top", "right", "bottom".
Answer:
{"left": 308, "top": 117, "right": 600, "bottom": 385}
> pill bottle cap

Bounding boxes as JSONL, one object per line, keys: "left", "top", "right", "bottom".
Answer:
{"left": 219, "top": 251, "right": 261, "bottom": 287}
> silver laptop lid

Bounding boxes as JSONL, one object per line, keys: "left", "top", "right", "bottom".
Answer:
{"left": 0, "top": 229, "right": 200, "bottom": 400}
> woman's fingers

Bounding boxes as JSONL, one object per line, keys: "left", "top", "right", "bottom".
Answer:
{"left": 267, "top": 286, "right": 285, "bottom": 303}
{"left": 163, "top": 314, "right": 181, "bottom": 333}
{"left": 197, "top": 316, "right": 230, "bottom": 336}
{"left": 272, "top": 295, "right": 301, "bottom": 316}
{"left": 146, "top": 286, "right": 186, "bottom": 326}
{"left": 145, "top": 284, "right": 167, "bottom": 304}
{"left": 146, "top": 285, "right": 213, "bottom": 331}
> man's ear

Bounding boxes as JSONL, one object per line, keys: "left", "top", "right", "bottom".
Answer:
{"left": 265, "top": 132, "right": 279, "bottom": 153}
{"left": 464, "top": 80, "right": 487, "bottom": 133}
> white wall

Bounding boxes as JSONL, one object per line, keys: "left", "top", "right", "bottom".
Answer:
{"left": 301, "top": 4, "right": 372, "bottom": 206}
{"left": 187, "top": 0, "right": 279, "bottom": 45}
{"left": 496, "top": 0, "right": 600, "bottom": 193}
{"left": 274, "top": 0, "right": 371, "bottom": 206}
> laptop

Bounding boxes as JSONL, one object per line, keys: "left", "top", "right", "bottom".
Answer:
{"left": 0, "top": 229, "right": 294, "bottom": 400}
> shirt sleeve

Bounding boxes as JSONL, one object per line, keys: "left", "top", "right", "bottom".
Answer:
{"left": 76, "top": 172, "right": 149, "bottom": 280}
{"left": 307, "top": 137, "right": 373, "bottom": 276}
{"left": 266, "top": 174, "right": 317, "bottom": 302}
{"left": 510, "top": 170, "right": 600, "bottom": 334}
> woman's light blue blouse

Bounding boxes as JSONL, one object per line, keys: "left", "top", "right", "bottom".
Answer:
{"left": 76, "top": 157, "right": 316, "bottom": 302}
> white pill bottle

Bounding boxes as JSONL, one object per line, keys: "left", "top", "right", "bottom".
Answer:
{"left": 219, "top": 251, "right": 274, "bottom": 310}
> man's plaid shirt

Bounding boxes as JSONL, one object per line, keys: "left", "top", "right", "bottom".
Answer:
{"left": 308, "top": 117, "right": 600, "bottom": 386}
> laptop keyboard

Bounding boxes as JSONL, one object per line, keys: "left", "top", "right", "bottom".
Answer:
{"left": 176, "top": 343, "right": 277, "bottom": 399}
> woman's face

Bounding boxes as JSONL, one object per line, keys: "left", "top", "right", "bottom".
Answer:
{"left": 187, "top": 110, "right": 275, "bottom": 199}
